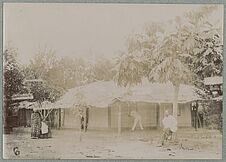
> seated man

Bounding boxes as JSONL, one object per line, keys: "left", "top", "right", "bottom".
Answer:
{"left": 161, "top": 110, "right": 177, "bottom": 145}
{"left": 130, "top": 110, "right": 144, "bottom": 131}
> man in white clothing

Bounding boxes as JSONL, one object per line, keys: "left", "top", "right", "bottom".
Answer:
{"left": 130, "top": 111, "right": 144, "bottom": 131}
{"left": 161, "top": 110, "right": 177, "bottom": 145}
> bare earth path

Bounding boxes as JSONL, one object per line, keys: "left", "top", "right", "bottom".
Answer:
{"left": 3, "top": 127, "right": 222, "bottom": 159}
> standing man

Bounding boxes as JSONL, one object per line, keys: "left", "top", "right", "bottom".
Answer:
{"left": 130, "top": 110, "right": 144, "bottom": 131}
{"left": 192, "top": 101, "right": 198, "bottom": 131}
{"left": 80, "top": 107, "right": 89, "bottom": 131}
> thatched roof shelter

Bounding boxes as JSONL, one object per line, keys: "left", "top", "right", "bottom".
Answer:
{"left": 55, "top": 81, "right": 205, "bottom": 109}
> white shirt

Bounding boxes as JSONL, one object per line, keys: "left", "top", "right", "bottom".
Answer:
{"left": 130, "top": 111, "right": 141, "bottom": 120}
{"left": 162, "top": 115, "right": 177, "bottom": 132}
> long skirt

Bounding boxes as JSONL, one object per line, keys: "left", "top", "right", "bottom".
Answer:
{"left": 31, "top": 112, "right": 41, "bottom": 139}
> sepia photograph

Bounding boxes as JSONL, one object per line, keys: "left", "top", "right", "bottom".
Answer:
{"left": 2, "top": 3, "right": 223, "bottom": 159}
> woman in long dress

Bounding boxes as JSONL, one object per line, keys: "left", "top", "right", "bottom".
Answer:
{"left": 31, "top": 109, "right": 41, "bottom": 139}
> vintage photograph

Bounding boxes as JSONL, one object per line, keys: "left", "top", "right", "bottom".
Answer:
{"left": 3, "top": 3, "right": 223, "bottom": 159}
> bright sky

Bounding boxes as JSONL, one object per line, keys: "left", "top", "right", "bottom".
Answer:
{"left": 3, "top": 3, "right": 223, "bottom": 65}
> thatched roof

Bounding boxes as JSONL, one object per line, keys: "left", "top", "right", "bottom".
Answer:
{"left": 55, "top": 81, "right": 126, "bottom": 108}
{"left": 18, "top": 101, "right": 55, "bottom": 110}
{"left": 54, "top": 81, "right": 205, "bottom": 109}
{"left": 120, "top": 82, "right": 204, "bottom": 103}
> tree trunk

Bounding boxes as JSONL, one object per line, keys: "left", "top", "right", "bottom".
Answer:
{"left": 173, "top": 85, "right": 180, "bottom": 120}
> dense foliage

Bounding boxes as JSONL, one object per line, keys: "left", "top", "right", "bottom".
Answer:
{"left": 3, "top": 47, "right": 27, "bottom": 133}
{"left": 114, "top": 6, "right": 223, "bottom": 119}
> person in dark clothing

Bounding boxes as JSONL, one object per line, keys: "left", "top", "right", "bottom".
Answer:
{"left": 81, "top": 116, "right": 85, "bottom": 130}
{"left": 80, "top": 108, "right": 89, "bottom": 131}
{"left": 31, "top": 109, "right": 41, "bottom": 139}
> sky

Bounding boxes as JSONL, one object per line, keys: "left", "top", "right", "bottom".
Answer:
{"left": 3, "top": 3, "right": 224, "bottom": 65}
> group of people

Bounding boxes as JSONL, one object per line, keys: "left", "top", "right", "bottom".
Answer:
{"left": 31, "top": 107, "right": 177, "bottom": 145}
{"left": 130, "top": 110, "right": 177, "bottom": 146}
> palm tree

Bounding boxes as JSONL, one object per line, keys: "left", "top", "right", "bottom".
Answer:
{"left": 114, "top": 36, "right": 145, "bottom": 135}
{"left": 148, "top": 32, "right": 193, "bottom": 119}
{"left": 115, "top": 53, "right": 144, "bottom": 88}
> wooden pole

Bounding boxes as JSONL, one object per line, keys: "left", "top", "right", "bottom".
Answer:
{"left": 108, "top": 106, "right": 111, "bottom": 128}
{"left": 84, "top": 107, "right": 87, "bottom": 132}
{"left": 173, "top": 85, "right": 179, "bottom": 120}
{"left": 62, "top": 109, "right": 65, "bottom": 127}
{"left": 79, "top": 108, "right": 83, "bottom": 141}
{"left": 79, "top": 117, "right": 82, "bottom": 142}
{"left": 58, "top": 108, "right": 61, "bottom": 129}
{"left": 118, "top": 104, "right": 121, "bottom": 136}
{"left": 156, "top": 103, "right": 159, "bottom": 127}
{"left": 159, "top": 103, "right": 162, "bottom": 128}
{"left": 47, "top": 110, "right": 51, "bottom": 128}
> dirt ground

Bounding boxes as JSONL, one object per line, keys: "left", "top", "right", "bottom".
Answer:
{"left": 3, "top": 127, "right": 222, "bottom": 159}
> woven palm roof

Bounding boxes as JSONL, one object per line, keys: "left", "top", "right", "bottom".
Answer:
{"left": 54, "top": 81, "right": 204, "bottom": 109}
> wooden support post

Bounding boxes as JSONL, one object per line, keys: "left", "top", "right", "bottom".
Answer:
{"left": 62, "top": 109, "right": 65, "bottom": 127}
{"left": 135, "top": 102, "right": 138, "bottom": 111}
{"left": 84, "top": 107, "right": 87, "bottom": 132}
{"left": 156, "top": 103, "right": 159, "bottom": 127}
{"left": 118, "top": 104, "right": 121, "bottom": 136}
{"left": 79, "top": 107, "right": 83, "bottom": 141}
{"left": 58, "top": 108, "right": 61, "bottom": 129}
{"left": 47, "top": 110, "right": 51, "bottom": 127}
{"left": 194, "top": 111, "right": 197, "bottom": 131}
{"left": 108, "top": 106, "right": 111, "bottom": 128}
{"left": 158, "top": 103, "right": 162, "bottom": 128}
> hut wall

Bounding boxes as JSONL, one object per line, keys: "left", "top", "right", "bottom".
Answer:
{"left": 18, "top": 109, "right": 25, "bottom": 126}
{"left": 177, "top": 103, "right": 192, "bottom": 127}
{"left": 63, "top": 108, "right": 80, "bottom": 128}
{"left": 158, "top": 103, "right": 192, "bottom": 127}
{"left": 136, "top": 102, "right": 158, "bottom": 127}
{"left": 25, "top": 109, "right": 32, "bottom": 127}
{"left": 110, "top": 102, "right": 157, "bottom": 129}
{"left": 17, "top": 109, "right": 32, "bottom": 127}
{"left": 110, "top": 102, "right": 132, "bottom": 129}
{"left": 88, "top": 108, "right": 109, "bottom": 129}
{"left": 63, "top": 102, "right": 192, "bottom": 129}
{"left": 63, "top": 108, "right": 109, "bottom": 129}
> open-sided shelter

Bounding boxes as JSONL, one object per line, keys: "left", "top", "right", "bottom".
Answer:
{"left": 54, "top": 81, "right": 204, "bottom": 133}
